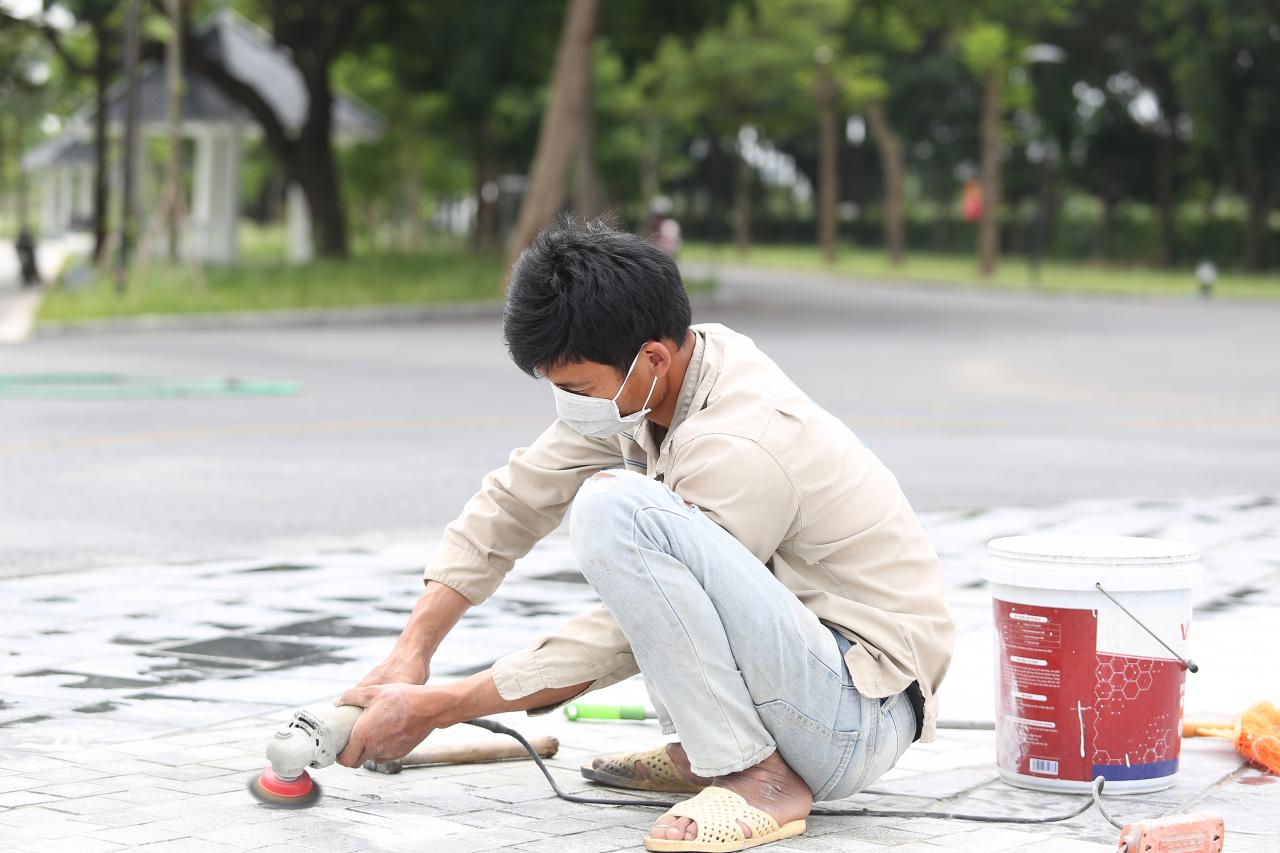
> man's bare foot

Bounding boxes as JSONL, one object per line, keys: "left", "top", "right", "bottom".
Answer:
{"left": 586, "top": 732, "right": 716, "bottom": 788}
{"left": 647, "top": 747, "right": 812, "bottom": 843}
{"left": 616, "top": 742, "right": 714, "bottom": 788}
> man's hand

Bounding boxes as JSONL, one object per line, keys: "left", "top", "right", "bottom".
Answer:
{"left": 334, "top": 683, "right": 441, "bottom": 768}
{"left": 355, "top": 654, "right": 430, "bottom": 689}
{"left": 348, "top": 581, "right": 470, "bottom": 691}
{"left": 334, "top": 668, "right": 601, "bottom": 769}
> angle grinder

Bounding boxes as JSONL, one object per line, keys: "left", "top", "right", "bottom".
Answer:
{"left": 248, "top": 703, "right": 363, "bottom": 807}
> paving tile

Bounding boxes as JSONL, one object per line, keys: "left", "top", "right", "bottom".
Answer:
{"left": 928, "top": 826, "right": 1047, "bottom": 850}
{"left": 0, "top": 790, "right": 62, "bottom": 808}
{"left": 14, "top": 814, "right": 105, "bottom": 839}
{"left": 41, "top": 796, "right": 143, "bottom": 816}
{"left": 526, "top": 823, "right": 647, "bottom": 851}
{"left": 1005, "top": 839, "right": 1119, "bottom": 853}
{"left": 20, "top": 763, "right": 113, "bottom": 784}
{"left": 30, "top": 779, "right": 128, "bottom": 798}
{"left": 123, "top": 840, "right": 239, "bottom": 853}
{"left": 84, "top": 823, "right": 191, "bottom": 845}
{"left": 0, "top": 774, "right": 44, "bottom": 796}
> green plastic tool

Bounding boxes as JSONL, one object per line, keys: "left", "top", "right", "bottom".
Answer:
{"left": 563, "top": 703, "right": 655, "bottom": 721}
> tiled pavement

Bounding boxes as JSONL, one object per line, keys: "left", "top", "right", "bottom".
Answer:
{"left": 1, "top": 493, "right": 1277, "bottom": 852}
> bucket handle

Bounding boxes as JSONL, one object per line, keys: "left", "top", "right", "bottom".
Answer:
{"left": 1094, "top": 582, "right": 1198, "bottom": 673}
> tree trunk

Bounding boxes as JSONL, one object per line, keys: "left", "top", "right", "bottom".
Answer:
{"left": 504, "top": 0, "right": 597, "bottom": 265}
{"left": 1243, "top": 184, "right": 1267, "bottom": 272}
{"left": 295, "top": 132, "right": 348, "bottom": 259}
{"left": 1155, "top": 130, "right": 1176, "bottom": 267}
{"left": 732, "top": 146, "right": 751, "bottom": 256}
{"left": 402, "top": 122, "right": 423, "bottom": 251}
{"left": 295, "top": 67, "right": 348, "bottom": 259}
{"left": 115, "top": 0, "right": 143, "bottom": 288}
{"left": 572, "top": 32, "right": 601, "bottom": 220}
{"left": 472, "top": 120, "right": 501, "bottom": 255}
{"left": 933, "top": 187, "right": 948, "bottom": 252}
{"left": 865, "top": 98, "right": 905, "bottom": 267}
{"left": 15, "top": 112, "right": 29, "bottom": 230}
{"left": 0, "top": 115, "right": 5, "bottom": 222}
{"left": 91, "top": 23, "right": 111, "bottom": 263}
{"left": 977, "top": 70, "right": 1001, "bottom": 277}
{"left": 164, "top": 0, "right": 183, "bottom": 263}
{"left": 1095, "top": 195, "right": 1114, "bottom": 261}
{"left": 640, "top": 113, "right": 662, "bottom": 203}
{"left": 816, "top": 60, "right": 837, "bottom": 266}
{"left": 1202, "top": 183, "right": 1218, "bottom": 222}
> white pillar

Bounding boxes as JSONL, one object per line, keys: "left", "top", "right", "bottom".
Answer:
{"left": 132, "top": 133, "right": 148, "bottom": 236}
{"left": 52, "top": 166, "right": 74, "bottom": 233}
{"left": 190, "top": 127, "right": 212, "bottom": 259}
{"left": 287, "top": 183, "right": 313, "bottom": 264}
{"left": 75, "top": 163, "right": 94, "bottom": 222}
{"left": 41, "top": 170, "right": 59, "bottom": 235}
{"left": 209, "top": 125, "right": 240, "bottom": 263}
{"left": 188, "top": 125, "right": 241, "bottom": 264}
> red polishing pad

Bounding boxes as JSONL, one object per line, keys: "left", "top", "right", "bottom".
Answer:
{"left": 248, "top": 767, "right": 320, "bottom": 807}
{"left": 257, "top": 767, "right": 313, "bottom": 798}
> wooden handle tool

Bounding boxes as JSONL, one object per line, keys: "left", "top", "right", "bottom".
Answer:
{"left": 363, "top": 734, "right": 559, "bottom": 774}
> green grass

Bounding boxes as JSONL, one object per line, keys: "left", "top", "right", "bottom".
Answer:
{"left": 682, "top": 242, "right": 1280, "bottom": 299}
{"left": 38, "top": 235, "right": 717, "bottom": 324}
{"left": 39, "top": 248, "right": 509, "bottom": 324}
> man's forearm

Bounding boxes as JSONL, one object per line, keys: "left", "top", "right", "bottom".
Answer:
{"left": 434, "top": 669, "right": 593, "bottom": 727}
{"left": 392, "top": 580, "right": 472, "bottom": 663}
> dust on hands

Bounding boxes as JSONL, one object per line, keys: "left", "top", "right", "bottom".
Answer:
{"left": 334, "top": 683, "right": 439, "bottom": 767}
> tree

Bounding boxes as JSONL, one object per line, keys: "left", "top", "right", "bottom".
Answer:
{"left": 504, "top": 0, "right": 598, "bottom": 265}
{"left": 957, "top": 1, "right": 1065, "bottom": 276}
{"left": 839, "top": 0, "right": 937, "bottom": 267}
{"left": 352, "top": 1, "right": 565, "bottom": 255}
{"left": 959, "top": 22, "right": 1013, "bottom": 277}
{"left": 143, "top": 1, "right": 371, "bottom": 259}
{"left": 1151, "top": 0, "right": 1280, "bottom": 271}
{"left": 0, "top": 23, "right": 48, "bottom": 231}
{"left": 2, "top": 0, "right": 118, "bottom": 262}
{"left": 647, "top": 2, "right": 832, "bottom": 255}
{"left": 1067, "top": 92, "right": 1158, "bottom": 260}
{"left": 505, "top": 0, "right": 743, "bottom": 262}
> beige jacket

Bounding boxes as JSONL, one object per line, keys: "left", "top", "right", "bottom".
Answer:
{"left": 423, "top": 322, "right": 956, "bottom": 742}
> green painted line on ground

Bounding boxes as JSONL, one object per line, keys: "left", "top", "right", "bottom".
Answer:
{"left": 0, "top": 373, "right": 301, "bottom": 400}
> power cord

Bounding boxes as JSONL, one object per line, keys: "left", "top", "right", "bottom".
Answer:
{"left": 462, "top": 717, "right": 1128, "bottom": 829}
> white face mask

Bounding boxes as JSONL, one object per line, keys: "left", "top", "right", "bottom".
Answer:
{"left": 551, "top": 348, "right": 658, "bottom": 438}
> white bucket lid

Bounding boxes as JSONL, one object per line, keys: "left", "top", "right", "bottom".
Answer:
{"left": 983, "top": 534, "right": 1202, "bottom": 592}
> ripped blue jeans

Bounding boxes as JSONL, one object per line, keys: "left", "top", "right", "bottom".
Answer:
{"left": 569, "top": 468, "right": 916, "bottom": 801}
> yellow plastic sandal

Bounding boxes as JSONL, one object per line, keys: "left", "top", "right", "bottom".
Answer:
{"left": 580, "top": 743, "right": 709, "bottom": 793}
{"left": 643, "top": 786, "right": 807, "bottom": 852}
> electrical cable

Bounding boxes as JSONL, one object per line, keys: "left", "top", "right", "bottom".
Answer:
{"left": 461, "top": 717, "right": 1128, "bottom": 829}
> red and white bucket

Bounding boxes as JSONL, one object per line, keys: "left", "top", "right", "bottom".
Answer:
{"left": 983, "top": 535, "right": 1201, "bottom": 794}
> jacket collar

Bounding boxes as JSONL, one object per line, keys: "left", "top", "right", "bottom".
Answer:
{"left": 631, "top": 327, "right": 714, "bottom": 460}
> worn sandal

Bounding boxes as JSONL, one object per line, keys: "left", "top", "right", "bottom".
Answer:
{"left": 580, "top": 743, "right": 709, "bottom": 794}
{"left": 643, "top": 786, "right": 807, "bottom": 852}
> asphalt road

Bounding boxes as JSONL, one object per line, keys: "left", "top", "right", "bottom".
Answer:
{"left": 3, "top": 262, "right": 1277, "bottom": 577}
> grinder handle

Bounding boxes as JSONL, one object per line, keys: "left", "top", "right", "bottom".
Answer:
{"left": 324, "top": 703, "right": 364, "bottom": 757}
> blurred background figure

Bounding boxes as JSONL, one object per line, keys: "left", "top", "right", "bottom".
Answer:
{"left": 646, "top": 195, "right": 683, "bottom": 259}
{"left": 15, "top": 228, "right": 40, "bottom": 287}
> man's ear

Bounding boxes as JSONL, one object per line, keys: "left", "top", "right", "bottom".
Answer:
{"left": 643, "top": 339, "right": 675, "bottom": 380}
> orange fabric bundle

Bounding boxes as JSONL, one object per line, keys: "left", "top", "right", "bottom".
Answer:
{"left": 1183, "top": 700, "right": 1280, "bottom": 774}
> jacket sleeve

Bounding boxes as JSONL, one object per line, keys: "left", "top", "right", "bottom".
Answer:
{"left": 422, "top": 418, "right": 623, "bottom": 605}
{"left": 489, "top": 605, "right": 641, "bottom": 715}
{"left": 666, "top": 431, "right": 802, "bottom": 563}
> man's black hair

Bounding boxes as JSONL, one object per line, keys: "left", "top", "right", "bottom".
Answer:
{"left": 503, "top": 215, "right": 691, "bottom": 378}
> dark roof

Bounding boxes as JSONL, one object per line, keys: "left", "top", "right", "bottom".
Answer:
{"left": 25, "top": 8, "right": 382, "bottom": 169}
{"left": 21, "top": 135, "right": 94, "bottom": 172}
